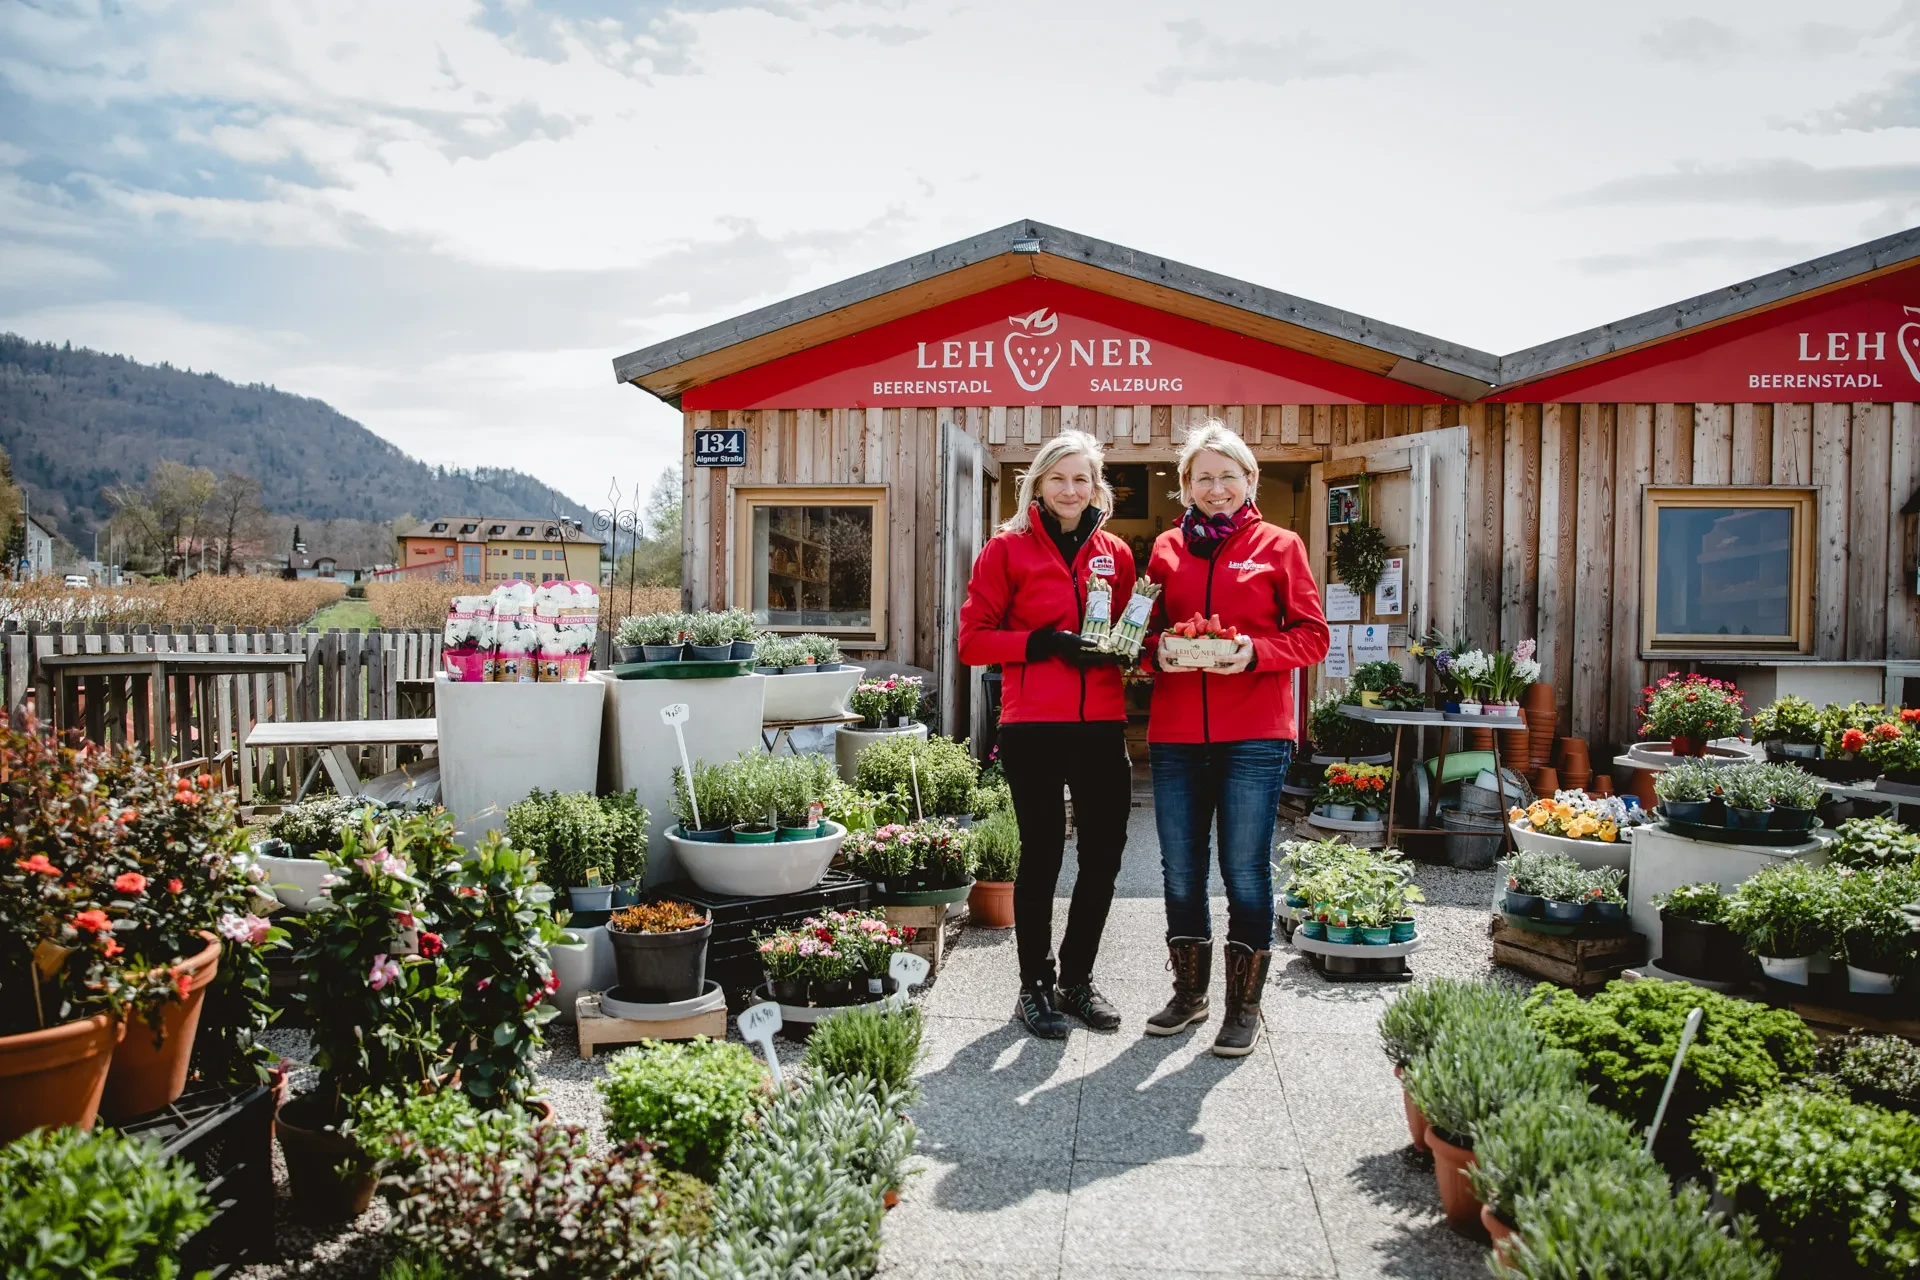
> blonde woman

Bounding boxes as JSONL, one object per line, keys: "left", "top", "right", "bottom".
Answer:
{"left": 957, "top": 429, "right": 1135, "bottom": 1039}
{"left": 1141, "top": 421, "right": 1329, "bottom": 1056}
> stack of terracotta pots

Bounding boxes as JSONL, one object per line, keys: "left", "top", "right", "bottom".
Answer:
{"left": 1523, "top": 683, "right": 1556, "bottom": 772}
{"left": 1558, "top": 739, "right": 1591, "bottom": 792}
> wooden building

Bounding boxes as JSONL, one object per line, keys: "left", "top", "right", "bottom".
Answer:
{"left": 612, "top": 220, "right": 1920, "bottom": 752}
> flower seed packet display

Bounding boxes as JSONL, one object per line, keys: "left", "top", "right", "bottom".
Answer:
{"left": 486, "top": 582, "right": 538, "bottom": 682}
{"left": 534, "top": 580, "right": 600, "bottom": 682}
{"left": 442, "top": 595, "right": 493, "bottom": 682}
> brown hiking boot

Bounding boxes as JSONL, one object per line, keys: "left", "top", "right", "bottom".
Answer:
{"left": 1212, "top": 942, "right": 1272, "bottom": 1057}
{"left": 1144, "top": 937, "right": 1212, "bottom": 1036}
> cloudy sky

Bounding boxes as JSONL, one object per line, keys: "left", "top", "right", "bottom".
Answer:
{"left": 2, "top": 0, "right": 1917, "bottom": 509}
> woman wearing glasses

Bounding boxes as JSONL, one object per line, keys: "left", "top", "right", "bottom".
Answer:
{"left": 1140, "top": 421, "right": 1330, "bottom": 1057}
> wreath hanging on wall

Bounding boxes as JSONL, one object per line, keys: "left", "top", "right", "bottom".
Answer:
{"left": 1333, "top": 518, "right": 1390, "bottom": 597}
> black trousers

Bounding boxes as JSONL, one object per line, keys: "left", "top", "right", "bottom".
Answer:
{"left": 997, "top": 720, "right": 1131, "bottom": 989}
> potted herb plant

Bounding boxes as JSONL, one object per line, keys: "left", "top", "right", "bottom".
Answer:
{"left": 1829, "top": 815, "right": 1920, "bottom": 870}
{"left": 670, "top": 761, "right": 737, "bottom": 843}
{"left": 1814, "top": 1032, "right": 1920, "bottom": 1113}
{"left": 1833, "top": 864, "right": 1918, "bottom": 995}
{"left": 1652, "top": 758, "right": 1718, "bottom": 824}
{"left": 626, "top": 612, "right": 686, "bottom": 664}
{"left": 1638, "top": 673, "right": 1746, "bottom": 757}
{"left": 1377, "top": 978, "right": 1524, "bottom": 1157}
{"left": 685, "top": 611, "right": 735, "bottom": 661}
{"left": 1716, "top": 763, "right": 1775, "bottom": 831}
{"left": 1500, "top": 850, "right": 1571, "bottom": 918}
{"left": 1762, "top": 761, "right": 1824, "bottom": 832}
{"left": 753, "top": 635, "right": 800, "bottom": 674}
{"left": 730, "top": 754, "right": 779, "bottom": 844}
{"left": 966, "top": 806, "right": 1019, "bottom": 929}
{"left": 1722, "top": 860, "right": 1838, "bottom": 985}
{"left": 852, "top": 733, "right": 980, "bottom": 822}
{"left": 1464, "top": 1092, "right": 1658, "bottom": 1250}
{"left": 665, "top": 754, "right": 850, "bottom": 895}
{"left": 1650, "top": 881, "right": 1745, "bottom": 982}
{"left": 1749, "top": 694, "right": 1821, "bottom": 759}
{"left": 772, "top": 753, "right": 834, "bottom": 841}
{"left": 1537, "top": 860, "right": 1589, "bottom": 925}
{"left": 606, "top": 901, "right": 712, "bottom": 1003}
{"left": 799, "top": 633, "right": 843, "bottom": 672}
{"left": 504, "top": 789, "right": 641, "bottom": 911}
{"left": 722, "top": 609, "right": 759, "bottom": 663}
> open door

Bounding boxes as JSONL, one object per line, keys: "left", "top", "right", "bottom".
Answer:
{"left": 937, "top": 420, "right": 998, "bottom": 744}
{"left": 1308, "top": 425, "right": 1469, "bottom": 695}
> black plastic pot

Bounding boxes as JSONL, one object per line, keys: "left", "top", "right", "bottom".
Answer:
{"left": 1662, "top": 799, "right": 1713, "bottom": 824}
{"left": 1771, "top": 804, "right": 1816, "bottom": 832}
{"left": 1659, "top": 910, "right": 1747, "bottom": 982}
{"left": 606, "top": 919, "right": 712, "bottom": 1003}
{"left": 1725, "top": 805, "right": 1772, "bottom": 831}
{"left": 1586, "top": 901, "right": 1626, "bottom": 927}
{"left": 1504, "top": 890, "right": 1545, "bottom": 917}
{"left": 1542, "top": 898, "right": 1585, "bottom": 925}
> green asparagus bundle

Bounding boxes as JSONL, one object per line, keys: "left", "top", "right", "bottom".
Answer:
{"left": 1102, "top": 580, "right": 1161, "bottom": 659}
{"left": 1080, "top": 572, "right": 1113, "bottom": 642}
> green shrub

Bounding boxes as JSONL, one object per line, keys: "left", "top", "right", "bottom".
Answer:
{"left": 672, "top": 759, "right": 739, "bottom": 832}
{"left": 1815, "top": 1033, "right": 1920, "bottom": 1110}
{"left": 598, "top": 1037, "right": 767, "bottom": 1179}
{"left": 1829, "top": 816, "right": 1920, "bottom": 871}
{"left": 1400, "top": 1011, "right": 1579, "bottom": 1145}
{"left": 0, "top": 1126, "right": 212, "bottom": 1280}
{"left": 1501, "top": 1166, "right": 1777, "bottom": 1280}
{"left": 1750, "top": 694, "right": 1820, "bottom": 746}
{"left": 970, "top": 806, "right": 1021, "bottom": 881}
{"left": 1376, "top": 976, "right": 1525, "bottom": 1069}
{"left": 803, "top": 1002, "right": 925, "bottom": 1100}
{"left": 662, "top": 1075, "right": 915, "bottom": 1278}
{"left": 853, "top": 732, "right": 980, "bottom": 817}
{"left": 1694, "top": 1086, "right": 1920, "bottom": 1274}
{"left": 1465, "top": 1092, "right": 1657, "bottom": 1225}
{"left": 1651, "top": 881, "right": 1727, "bottom": 922}
{"left": 267, "top": 793, "right": 381, "bottom": 849}
{"left": 344, "top": 1083, "right": 529, "bottom": 1183}
{"left": 504, "top": 788, "right": 649, "bottom": 886}
{"left": 1720, "top": 860, "right": 1839, "bottom": 959}
{"left": 1525, "top": 979, "right": 1814, "bottom": 1127}
{"left": 1834, "top": 861, "right": 1920, "bottom": 974}
{"left": 969, "top": 776, "right": 1012, "bottom": 818}
{"left": 380, "top": 1252, "right": 460, "bottom": 1280}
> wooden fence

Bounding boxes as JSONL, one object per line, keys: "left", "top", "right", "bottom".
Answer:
{"left": 2, "top": 623, "right": 445, "bottom": 803}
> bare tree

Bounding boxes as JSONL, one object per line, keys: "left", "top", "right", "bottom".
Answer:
{"left": 105, "top": 460, "right": 217, "bottom": 577}
{"left": 211, "top": 470, "right": 266, "bottom": 574}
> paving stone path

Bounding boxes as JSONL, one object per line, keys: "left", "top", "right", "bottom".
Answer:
{"left": 877, "top": 806, "right": 1508, "bottom": 1280}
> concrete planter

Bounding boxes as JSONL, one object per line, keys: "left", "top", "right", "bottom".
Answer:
{"left": 437, "top": 677, "right": 605, "bottom": 845}
{"left": 665, "top": 821, "right": 846, "bottom": 897}
{"left": 1626, "top": 823, "right": 1826, "bottom": 943}
{"left": 596, "top": 672, "right": 767, "bottom": 888}
{"left": 834, "top": 721, "right": 928, "bottom": 783}
{"left": 546, "top": 927, "right": 617, "bottom": 1022}
{"left": 256, "top": 851, "right": 333, "bottom": 913}
{"left": 760, "top": 665, "right": 865, "bottom": 723}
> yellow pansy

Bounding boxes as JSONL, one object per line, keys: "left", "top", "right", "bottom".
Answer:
{"left": 1597, "top": 822, "right": 1618, "bottom": 843}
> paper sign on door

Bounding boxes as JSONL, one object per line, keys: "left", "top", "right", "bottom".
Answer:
{"left": 1374, "top": 559, "right": 1403, "bottom": 616}
{"left": 1324, "top": 625, "right": 1351, "bottom": 679}
{"left": 1354, "top": 624, "right": 1390, "bottom": 663}
{"left": 1325, "top": 583, "right": 1362, "bottom": 622}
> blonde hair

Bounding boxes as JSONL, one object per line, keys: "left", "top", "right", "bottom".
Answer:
{"left": 1000, "top": 429, "right": 1115, "bottom": 533}
{"left": 1177, "top": 420, "right": 1260, "bottom": 507}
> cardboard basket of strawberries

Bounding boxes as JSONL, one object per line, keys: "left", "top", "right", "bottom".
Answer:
{"left": 1159, "top": 614, "right": 1245, "bottom": 669}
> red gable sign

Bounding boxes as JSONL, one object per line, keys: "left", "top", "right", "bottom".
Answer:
{"left": 1491, "top": 262, "right": 1920, "bottom": 403}
{"left": 682, "top": 279, "right": 1445, "bottom": 410}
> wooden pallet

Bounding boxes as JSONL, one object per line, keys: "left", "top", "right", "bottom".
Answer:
{"left": 1489, "top": 915, "right": 1646, "bottom": 990}
{"left": 1768, "top": 995, "right": 1920, "bottom": 1041}
{"left": 574, "top": 994, "right": 728, "bottom": 1059}
{"left": 885, "top": 903, "right": 961, "bottom": 975}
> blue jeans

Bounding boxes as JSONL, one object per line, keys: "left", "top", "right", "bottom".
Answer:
{"left": 1151, "top": 739, "right": 1293, "bottom": 950}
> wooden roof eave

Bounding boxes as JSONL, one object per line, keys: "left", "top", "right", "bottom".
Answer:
{"left": 1493, "top": 224, "right": 1920, "bottom": 394}
{"left": 613, "top": 219, "right": 1499, "bottom": 405}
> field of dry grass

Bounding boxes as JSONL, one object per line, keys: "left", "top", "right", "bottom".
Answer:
{"left": 0, "top": 577, "right": 348, "bottom": 628}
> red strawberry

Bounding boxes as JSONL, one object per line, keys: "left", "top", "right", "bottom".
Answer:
{"left": 1004, "top": 309, "right": 1063, "bottom": 393}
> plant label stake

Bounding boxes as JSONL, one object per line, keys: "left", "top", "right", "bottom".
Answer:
{"left": 659, "top": 702, "right": 698, "bottom": 830}
{"left": 737, "top": 999, "right": 784, "bottom": 1088}
{"left": 1644, "top": 1005, "right": 1704, "bottom": 1157}
{"left": 886, "top": 950, "right": 930, "bottom": 1011}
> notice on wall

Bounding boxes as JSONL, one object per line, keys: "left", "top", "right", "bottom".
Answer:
{"left": 1374, "top": 558, "right": 1404, "bottom": 616}
{"left": 1324, "top": 625, "right": 1352, "bottom": 679}
{"left": 1354, "top": 624, "right": 1390, "bottom": 664}
{"left": 1325, "top": 582, "right": 1362, "bottom": 622}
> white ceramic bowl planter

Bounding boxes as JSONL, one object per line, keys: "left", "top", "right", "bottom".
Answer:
{"left": 759, "top": 665, "right": 864, "bottom": 723}
{"left": 1506, "top": 824, "right": 1632, "bottom": 873}
{"left": 255, "top": 850, "right": 333, "bottom": 913}
{"left": 666, "top": 820, "right": 848, "bottom": 897}
{"left": 834, "top": 721, "right": 927, "bottom": 784}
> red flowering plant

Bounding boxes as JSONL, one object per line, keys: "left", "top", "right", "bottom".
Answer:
{"left": 0, "top": 726, "right": 184, "bottom": 1037}
{"left": 89, "top": 750, "right": 287, "bottom": 1076}
{"left": 1857, "top": 717, "right": 1920, "bottom": 778}
{"left": 1638, "top": 674, "right": 1747, "bottom": 744}
{"left": 287, "top": 810, "right": 458, "bottom": 1125}
{"left": 426, "top": 820, "right": 564, "bottom": 1111}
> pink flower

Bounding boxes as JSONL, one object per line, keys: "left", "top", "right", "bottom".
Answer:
{"left": 367, "top": 954, "right": 401, "bottom": 990}
{"left": 1514, "top": 638, "right": 1535, "bottom": 662}
{"left": 217, "top": 912, "right": 271, "bottom": 945}
{"left": 476, "top": 976, "right": 492, "bottom": 990}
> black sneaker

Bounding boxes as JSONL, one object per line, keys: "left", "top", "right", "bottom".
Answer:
{"left": 1054, "top": 982, "right": 1122, "bottom": 1031}
{"left": 1015, "top": 986, "right": 1071, "bottom": 1039}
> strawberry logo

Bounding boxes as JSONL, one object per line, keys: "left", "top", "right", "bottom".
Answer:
{"left": 1901, "top": 306, "right": 1920, "bottom": 385}
{"left": 1004, "top": 309, "right": 1062, "bottom": 392}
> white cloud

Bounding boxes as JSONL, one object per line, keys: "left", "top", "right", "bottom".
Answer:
{"left": 0, "top": 243, "right": 114, "bottom": 284}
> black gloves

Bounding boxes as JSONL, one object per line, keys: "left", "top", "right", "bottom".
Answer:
{"left": 1027, "top": 629, "right": 1130, "bottom": 667}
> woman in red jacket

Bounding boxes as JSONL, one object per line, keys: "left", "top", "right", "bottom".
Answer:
{"left": 957, "top": 429, "right": 1135, "bottom": 1039}
{"left": 1141, "top": 421, "right": 1330, "bottom": 1057}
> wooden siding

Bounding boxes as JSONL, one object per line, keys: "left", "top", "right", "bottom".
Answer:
{"left": 682, "top": 398, "right": 1919, "bottom": 750}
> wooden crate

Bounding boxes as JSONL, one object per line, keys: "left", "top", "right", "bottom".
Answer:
{"left": 575, "top": 994, "right": 728, "bottom": 1059}
{"left": 885, "top": 903, "right": 960, "bottom": 975}
{"left": 1490, "top": 915, "right": 1646, "bottom": 990}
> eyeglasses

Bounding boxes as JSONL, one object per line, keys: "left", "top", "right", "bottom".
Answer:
{"left": 1191, "top": 471, "right": 1247, "bottom": 491}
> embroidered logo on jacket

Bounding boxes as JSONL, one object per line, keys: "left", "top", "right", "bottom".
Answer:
{"left": 1225, "top": 559, "right": 1272, "bottom": 573}
{"left": 1089, "top": 554, "right": 1116, "bottom": 576}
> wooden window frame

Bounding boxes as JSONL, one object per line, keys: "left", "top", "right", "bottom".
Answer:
{"left": 731, "top": 485, "right": 889, "bottom": 644}
{"left": 1640, "top": 485, "right": 1816, "bottom": 658}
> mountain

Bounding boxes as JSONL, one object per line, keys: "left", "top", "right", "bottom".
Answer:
{"left": 0, "top": 334, "right": 594, "bottom": 551}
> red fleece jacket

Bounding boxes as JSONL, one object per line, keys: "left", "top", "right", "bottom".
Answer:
{"left": 1143, "top": 516, "right": 1330, "bottom": 743}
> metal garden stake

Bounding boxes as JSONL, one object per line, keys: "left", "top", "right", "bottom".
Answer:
{"left": 1644, "top": 1005, "right": 1704, "bottom": 1157}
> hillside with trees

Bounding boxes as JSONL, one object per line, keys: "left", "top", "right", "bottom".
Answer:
{"left": 0, "top": 334, "right": 592, "bottom": 550}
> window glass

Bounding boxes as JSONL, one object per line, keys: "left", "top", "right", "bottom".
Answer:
{"left": 748, "top": 505, "right": 874, "bottom": 629}
{"left": 1653, "top": 506, "right": 1794, "bottom": 639}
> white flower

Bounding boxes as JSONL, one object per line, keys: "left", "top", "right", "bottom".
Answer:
{"left": 1513, "top": 658, "right": 1542, "bottom": 684}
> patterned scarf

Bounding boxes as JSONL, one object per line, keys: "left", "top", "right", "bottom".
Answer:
{"left": 1180, "top": 501, "right": 1259, "bottom": 558}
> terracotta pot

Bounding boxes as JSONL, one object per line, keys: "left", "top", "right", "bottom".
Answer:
{"left": 1627, "top": 767, "right": 1658, "bottom": 810}
{"left": 1464, "top": 727, "right": 1494, "bottom": 752}
{"left": 0, "top": 1011, "right": 125, "bottom": 1145}
{"left": 1588, "top": 774, "right": 1613, "bottom": 798}
{"left": 277, "top": 1092, "right": 378, "bottom": 1223}
{"left": 1482, "top": 1203, "right": 1518, "bottom": 1264}
{"left": 1426, "top": 1126, "right": 1485, "bottom": 1236}
{"left": 1393, "top": 1064, "right": 1429, "bottom": 1153}
{"left": 968, "top": 880, "right": 1015, "bottom": 929}
{"left": 1669, "top": 736, "right": 1707, "bottom": 757}
{"left": 884, "top": 1187, "right": 900, "bottom": 1211}
{"left": 101, "top": 932, "right": 220, "bottom": 1121}
{"left": 1531, "top": 766, "right": 1558, "bottom": 795}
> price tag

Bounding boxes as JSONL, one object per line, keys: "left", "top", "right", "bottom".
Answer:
{"left": 660, "top": 702, "right": 699, "bottom": 829}
{"left": 659, "top": 702, "right": 690, "bottom": 727}
{"left": 737, "top": 1000, "right": 785, "bottom": 1088}
{"left": 885, "top": 950, "right": 931, "bottom": 1011}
